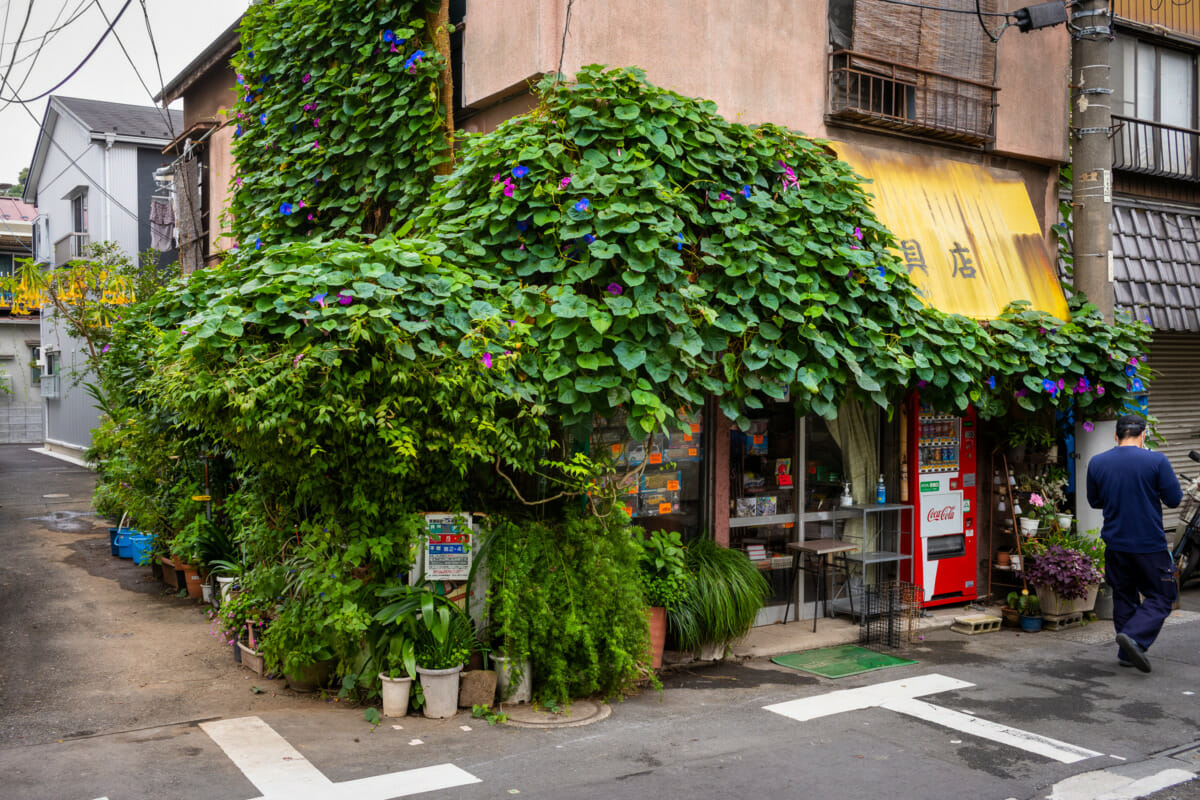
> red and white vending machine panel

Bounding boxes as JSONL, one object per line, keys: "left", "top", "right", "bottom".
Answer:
{"left": 903, "top": 398, "right": 978, "bottom": 607}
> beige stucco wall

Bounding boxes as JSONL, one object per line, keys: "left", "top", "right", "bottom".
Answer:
{"left": 183, "top": 65, "right": 239, "bottom": 128}
{"left": 463, "top": 0, "right": 830, "bottom": 137}
{"left": 208, "top": 123, "right": 237, "bottom": 259}
{"left": 463, "top": 0, "right": 1069, "bottom": 164}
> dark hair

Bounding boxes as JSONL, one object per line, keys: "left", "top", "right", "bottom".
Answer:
{"left": 1116, "top": 414, "right": 1146, "bottom": 440}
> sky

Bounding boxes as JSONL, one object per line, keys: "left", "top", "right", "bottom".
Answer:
{"left": 0, "top": 0, "right": 250, "bottom": 188}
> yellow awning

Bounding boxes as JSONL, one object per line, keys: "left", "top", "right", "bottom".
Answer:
{"left": 832, "top": 142, "right": 1069, "bottom": 321}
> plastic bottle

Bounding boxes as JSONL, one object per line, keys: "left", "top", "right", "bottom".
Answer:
{"left": 876, "top": 474, "right": 886, "bottom": 504}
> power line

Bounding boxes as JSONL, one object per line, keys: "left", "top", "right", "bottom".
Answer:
{"left": 3, "top": 0, "right": 96, "bottom": 103}
{"left": 1, "top": 0, "right": 92, "bottom": 48}
{"left": 0, "top": 0, "right": 134, "bottom": 107}
{"left": 872, "top": 0, "right": 1013, "bottom": 16}
{"left": 0, "top": 0, "right": 35, "bottom": 105}
{"left": 95, "top": 0, "right": 174, "bottom": 137}
{"left": 136, "top": 0, "right": 171, "bottom": 137}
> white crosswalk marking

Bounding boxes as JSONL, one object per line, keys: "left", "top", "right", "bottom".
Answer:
{"left": 201, "top": 716, "right": 481, "bottom": 800}
{"left": 764, "top": 672, "right": 1102, "bottom": 764}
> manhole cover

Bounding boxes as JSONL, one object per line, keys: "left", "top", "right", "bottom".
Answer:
{"left": 502, "top": 699, "right": 611, "bottom": 729}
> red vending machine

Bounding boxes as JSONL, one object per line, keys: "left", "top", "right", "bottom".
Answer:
{"left": 902, "top": 397, "right": 978, "bottom": 607}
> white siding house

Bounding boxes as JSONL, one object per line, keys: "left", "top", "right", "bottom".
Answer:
{"left": 21, "top": 97, "right": 181, "bottom": 457}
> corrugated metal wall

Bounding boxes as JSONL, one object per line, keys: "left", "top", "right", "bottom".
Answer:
{"left": 1147, "top": 332, "right": 1200, "bottom": 527}
{"left": 1113, "top": 0, "right": 1200, "bottom": 42}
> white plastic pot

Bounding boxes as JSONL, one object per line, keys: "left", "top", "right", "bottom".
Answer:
{"left": 491, "top": 654, "right": 531, "bottom": 704}
{"left": 416, "top": 664, "right": 463, "bottom": 719}
{"left": 379, "top": 673, "right": 412, "bottom": 717}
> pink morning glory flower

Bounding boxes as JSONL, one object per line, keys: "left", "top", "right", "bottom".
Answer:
{"left": 560, "top": 176, "right": 572, "bottom": 188}
{"left": 302, "top": 73, "right": 311, "bottom": 83}
{"left": 481, "top": 353, "right": 493, "bottom": 368}
{"left": 606, "top": 283, "right": 623, "bottom": 296}
{"left": 1083, "top": 421, "right": 1094, "bottom": 432}
{"left": 337, "top": 293, "right": 353, "bottom": 306}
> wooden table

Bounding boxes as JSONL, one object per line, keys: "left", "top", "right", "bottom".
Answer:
{"left": 783, "top": 539, "right": 859, "bottom": 631}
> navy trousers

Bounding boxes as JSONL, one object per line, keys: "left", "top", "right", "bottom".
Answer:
{"left": 1106, "top": 548, "right": 1177, "bottom": 653}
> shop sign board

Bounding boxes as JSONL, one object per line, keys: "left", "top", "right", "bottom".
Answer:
{"left": 424, "top": 513, "right": 473, "bottom": 581}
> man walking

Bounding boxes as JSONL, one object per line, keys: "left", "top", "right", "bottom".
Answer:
{"left": 1086, "top": 414, "right": 1182, "bottom": 673}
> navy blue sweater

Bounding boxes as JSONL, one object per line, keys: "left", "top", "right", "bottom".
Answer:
{"left": 1086, "top": 445, "right": 1182, "bottom": 553}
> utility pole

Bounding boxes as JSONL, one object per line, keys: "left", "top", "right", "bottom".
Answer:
{"left": 1069, "top": 0, "right": 1114, "bottom": 534}
{"left": 1070, "top": 0, "right": 1114, "bottom": 322}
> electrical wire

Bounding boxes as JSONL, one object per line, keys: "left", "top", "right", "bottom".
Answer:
{"left": 95, "top": 0, "right": 174, "bottom": 137}
{"left": 0, "top": 0, "right": 35, "bottom": 105}
{"left": 137, "top": 0, "right": 171, "bottom": 136}
{"left": 0, "top": 0, "right": 134, "bottom": 107}
{"left": 1, "top": 0, "right": 92, "bottom": 48}
{"left": 872, "top": 0, "right": 1011, "bottom": 16}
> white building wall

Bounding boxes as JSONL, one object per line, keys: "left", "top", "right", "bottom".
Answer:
{"left": 0, "top": 320, "right": 43, "bottom": 443}
{"left": 105, "top": 142, "right": 142, "bottom": 255}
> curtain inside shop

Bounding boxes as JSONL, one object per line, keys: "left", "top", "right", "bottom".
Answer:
{"left": 826, "top": 397, "right": 880, "bottom": 548}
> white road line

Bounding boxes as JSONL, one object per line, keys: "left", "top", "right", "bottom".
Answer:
{"left": 884, "top": 697, "right": 1102, "bottom": 764}
{"left": 763, "top": 673, "right": 973, "bottom": 721}
{"left": 763, "top": 672, "right": 1101, "bottom": 765}
{"left": 201, "top": 716, "right": 481, "bottom": 800}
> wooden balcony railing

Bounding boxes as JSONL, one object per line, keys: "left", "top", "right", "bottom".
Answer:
{"left": 53, "top": 232, "right": 88, "bottom": 266}
{"left": 1112, "top": 114, "right": 1199, "bottom": 182}
{"left": 827, "top": 50, "right": 996, "bottom": 146}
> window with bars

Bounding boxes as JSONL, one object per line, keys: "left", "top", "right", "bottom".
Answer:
{"left": 1112, "top": 34, "right": 1198, "bottom": 180}
{"left": 827, "top": 0, "right": 999, "bottom": 145}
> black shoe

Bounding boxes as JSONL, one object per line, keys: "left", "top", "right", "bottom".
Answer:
{"left": 1118, "top": 658, "right": 1135, "bottom": 668}
{"left": 1116, "top": 633, "right": 1151, "bottom": 673}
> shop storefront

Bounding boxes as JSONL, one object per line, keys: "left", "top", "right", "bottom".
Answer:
{"left": 592, "top": 140, "right": 1072, "bottom": 629}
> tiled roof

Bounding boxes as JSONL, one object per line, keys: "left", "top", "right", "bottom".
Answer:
{"left": 1112, "top": 203, "right": 1200, "bottom": 332}
{"left": 54, "top": 96, "right": 182, "bottom": 140}
{"left": 0, "top": 197, "right": 36, "bottom": 221}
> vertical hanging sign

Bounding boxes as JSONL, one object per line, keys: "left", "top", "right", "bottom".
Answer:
{"left": 424, "top": 513, "right": 473, "bottom": 581}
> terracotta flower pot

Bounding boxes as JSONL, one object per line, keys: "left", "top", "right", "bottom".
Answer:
{"left": 646, "top": 606, "right": 667, "bottom": 669}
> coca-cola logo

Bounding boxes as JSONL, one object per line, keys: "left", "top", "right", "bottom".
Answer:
{"left": 927, "top": 505, "right": 957, "bottom": 522}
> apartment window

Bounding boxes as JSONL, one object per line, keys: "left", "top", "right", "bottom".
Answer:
{"left": 827, "top": 0, "right": 998, "bottom": 145}
{"left": 0, "top": 252, "right": 12, "bottom": 276}
{"left": 71, "top": 190, "right": 88, "bottom": 234}
{"left": 29, "top": 344, "right": 40, "bottom": 384}
{"left": 1112, "top": 35, "right": 1198, "bottom": 178}
{"left": 40, "top": 350, "right": 59, "bottom": 398}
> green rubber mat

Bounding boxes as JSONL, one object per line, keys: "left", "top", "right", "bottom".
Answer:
{"left": 770, "top": 644, "right": 917, "bottom": 678}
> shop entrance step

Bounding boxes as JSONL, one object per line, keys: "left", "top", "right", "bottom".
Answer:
{"left": 950, "top": 614, "right": 1002, "bottom": 635}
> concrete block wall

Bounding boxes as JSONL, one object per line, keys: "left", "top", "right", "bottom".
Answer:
{"left": 0, "top": 401, "right": 43, "bottom": 443}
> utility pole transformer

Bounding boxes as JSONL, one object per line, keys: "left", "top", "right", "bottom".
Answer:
{"left": 1070, "top": 0, "right": 1114, "bottom": 324}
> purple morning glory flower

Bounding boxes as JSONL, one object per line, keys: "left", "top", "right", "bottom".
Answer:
{"left": 102, "top": 344, "right": 110, "bottom": 354}
{"left": 1097, "top": 386, "right": 1105, "bottom": 396}
{"left": 481, "top": 353, "right": 493, "bottom": 368}
{"left": 1083, "top": 421, "right": 1095, "bottom": 432}
{"left": 337, "top": 293, "right": 353, "bottom": 306}
{"left": 854, "top": 227, "right": 863, "bottom": 240}
{"left": 302, "top": 73, "right": 311, "bottom": 83}
{"left": 560, "top": 176, "right": 572, "bottom": 188}
{"left": 280, "top": 202, "right": 294, "bottom": 215}
{"left": 512, "top": 165, "right": 529, "bottom": 179}
{"left": 717, "top": 192, "right": 732, "bottom": 202}
{"left": 606, "top": 283, "right": 623, "bottom": 296}
{"left": 574, "top": 198, "right": 590, "bottom": 212}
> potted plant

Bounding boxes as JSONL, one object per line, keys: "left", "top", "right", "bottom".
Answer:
{"left": 1021, "top": 545, "right": 1104, "bottom": 621}
{"left": 1017, "top": 590, "right": 1042, "bottom": 632}
{"left": 378, "top": 636, "right": 417, "bottom": 717}
{"left": 1001, "top": 591, "right": 1022, "bottom": 628}
{"left": 667, "top": 536, "right": 770, "bottom": 658}
{"left": 636, "top": 529, "right": 693, "bottom": 665}
{"left": 376, "top": 585, "right": 473, "bottom": 718}
{"left": 1005, "top": 421, "right": 1055, "bottom": 463}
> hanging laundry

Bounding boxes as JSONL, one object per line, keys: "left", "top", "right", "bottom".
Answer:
{"left": 149, "top": 197, "right": 175, "bottom": 251}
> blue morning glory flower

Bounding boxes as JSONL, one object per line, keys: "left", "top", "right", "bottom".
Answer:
{"left": 675, "top": 233, "right": 684, "bottom": 251}
{"left": 584, "top": 234, "right": 596, "bottom": 244}
{"left": 512, "top": 165, "right": 529, "bottom": 179}
{"left": 1042, "top": 378, "right": 1056, "bottom": 394}
{"left": 383, "top": 29, "right": 396, "bottom": 42}
{"left": 259, "top": 113, "right": 267, "bottom": 125}
{"left": 742, "top": 185, "right": 751, "bottom": 198}
{"left": 987, "top": 375, "right": 996, "bottom": 389}
{"left": 280, "top": 202, "right": 294, "bottom": 215}
{"left": 574, "top": 198, "right": 590, "bottom": 212}
{"left": 255, "top": 237, "right": 262, "bottom": 250}
{"left": 235, "top": 125, "right": 242, "bottom": 138}
{"left": 516, "top": 219, "right": 529, "bottom": 232}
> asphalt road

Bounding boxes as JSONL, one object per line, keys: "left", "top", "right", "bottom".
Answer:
{"left": 1, "top": 443, "right": 1199, "bottom": 800}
